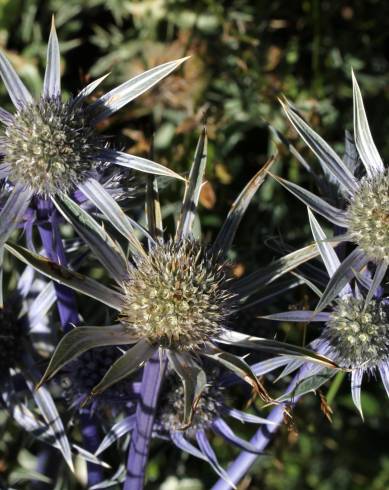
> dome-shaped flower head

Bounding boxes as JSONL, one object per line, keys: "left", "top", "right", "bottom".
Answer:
{"left": 6, "top": 129, "right": 337, "bottom": 425}
{"left": 274, "top": 72, "right": 388, "bottom": 314}
{"left": 94, "top": 367, "right": 274, "bottom": 485}
{"left": 60, "top": 346, "right": 138, "bottom": 410}
{"left": 0, "top": 17, "right": 186, "bottom": 257}
{"left": 257, "top": 211, "right": 389, "bottom": 418}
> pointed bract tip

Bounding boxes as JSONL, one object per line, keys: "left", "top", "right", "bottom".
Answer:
{"left": 178, "top": 55, "right": 191, "bottom": 64}
{"left": 100, "top": 72, "right": 111, "bottom": 82}
{"left": 51, "top": 14, "right": 56, "bottom": 31}
{"left": 266, "top": 169, "right": 278, "bottom": 180}
{"left": 277, "top": 94, "right": 289, "bottom": 108}
{"left": 351, "top": 69, "right": 363, "bottom": 96}
{"left": 81, "top": 393, "right": 94, "bottom": 407}
{"left": 35, "top": 379, "right": 44, "bottom": 391}
{"left": 357, "top": 405, "right": 364, "bottom": 421}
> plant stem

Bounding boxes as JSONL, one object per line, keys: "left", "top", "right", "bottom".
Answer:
{"left": 37, "top": 200, "right": 78, "bottom": 332}
{"left": 124, "top": 351, "right": 167, "bottom": 490}
{"left": 37, "top": 198, "right": 103, "bottom": 486}
{"left": 326, "top": 371, "right": 345, "bottom": 405}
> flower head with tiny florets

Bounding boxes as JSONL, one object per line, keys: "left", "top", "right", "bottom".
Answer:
{"left": 60, "top": 346, "right": 136, "bottom": 408}
{"left": 120, "top": 239, "right": 236, "bottom": 351}
{"left": 157, "top": 372, "right": 224, "bottom": 437}
{"left": 27, "top": 131, "right": 327, "bottom": 421}
{"left": 278, "top": 73, "right": 389, "bottom": 314}
{"left": 3, "top": 97, "right": 103, "bottom": 196}
{"left": 323, "top": 296, "right": 389, "bottom": 370}
{"left": 346, "top": 169, "right": 389, "bottom": 263}
{"left": 0, "top": 18, "right": 187, "bottom": 246}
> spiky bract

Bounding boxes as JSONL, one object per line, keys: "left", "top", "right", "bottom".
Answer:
{"left": 157, "top": 374, "right": 223, "bottom": 436}
{"left": 4, "top": 97, "right": 102, "bottom": 196}
{"left": 120, "top": 240, "right": 236, "bottom": 351}
{"left": 323, "top": 296, "right": 389, "bottom": 369}
{"left": 347, "top": 170, "right": 389, "bottom": 263}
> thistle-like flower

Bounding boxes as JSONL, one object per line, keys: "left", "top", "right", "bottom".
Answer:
{"left": 275, "top": 72, "right": 388, "bottom": 313}
{"left": 94, "top": 368, "right": 273, "bottom": 484}
{"left": 322, "top": 296, "right": 389, "bottom": 370}
{"left": 120, "top": 239, "right": 235, "bottom": 351}
{"left": 6, "top": 129, "right": 336, "bottom": 425}
{"left": 257, "top": 211, "right": 389, "bottom": 418}
{"left": 0, "top": 18, "right": 186, "bottom": 252}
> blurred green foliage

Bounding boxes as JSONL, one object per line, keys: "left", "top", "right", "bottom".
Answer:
{"left": 1, "top": 1, "right": 389, "bottom": 489}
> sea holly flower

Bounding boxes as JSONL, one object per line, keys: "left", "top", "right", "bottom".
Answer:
{"left": 94, "top": 368, "right": 274, "bottom": 485}
{"left": 60, "top": 345, "right": 138, "bottom": 410}
{"left": 0, "top": 17, "right": 186, "bottom": 266}
{"left": 5, "top": 128, "right": 336, "bottom": 423}
{"left": 274, "top": 72, "right": 388, "bottom": 313}
{"left": 256, "top": 210, "right": 389, "bottom": 418}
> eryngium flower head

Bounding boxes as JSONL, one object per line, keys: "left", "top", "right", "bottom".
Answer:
{"left": 4, "top": 97, "right": 102, "bottom": 196}
{"left": 157, "top": 372, "right": 224, "bottom": 436}
{"left": 21, "top": 130, "right": 333, "bottom": 419}
{"left": 323, "top": 296, "right": 389, "bottom": 369}
{"left": 148, "top": 369, "right": 272, "bottom": 481}
{"left": 0, "top": 19, "right": 186, "bottom": 245}
{"left": 60, "top": 346, "right": 136, "bottom": 408}
{"left": 346, "top": 169, "right": 389, "bottom": 263}
{"left": 120, "top": 240, "right": 235, "bottom": 350}
{"left": 257, "top": 213, "right": 389, "bottom": 417}
{"left": 278, "top": 72, "right": 389, "bottom": 313}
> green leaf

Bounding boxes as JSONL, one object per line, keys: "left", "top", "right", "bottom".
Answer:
{"left": 277, "top": 368, "right": 336, "bottom": 402}
{"left": 5, "top": 243, "right": 124, "bottom": 310}
{"left": 203, "top": 343, "right": 272, "bottom": 402}
{"left": 38, "top": 324, "right": 137, "bottom": 387}
{"left": 91, "top": 339, "right": 156, "bottom": 396}
{"left": 168, "top": 352, "right": 207, "bottom": 426}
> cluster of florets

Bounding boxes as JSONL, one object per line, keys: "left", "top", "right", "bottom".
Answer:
{"left": 157, "top": 373, "right": 224, "bottom": 436}
{"left": 0, "top": 305, "right": 23, "bottom": 372}
{"left": 3, "top": 97, "right": 102, "bottom": 195}
{"left": 346, "top": 169, "right": 389, "bottom": 263}
{"left": 60, "top": 347, "right": 134, "bottom": 404}
{"left": 323, "top": 297, "right": 389, "bottom": 369}
{"left": 120, "top": 239, "right": 236, "bottom": 351}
